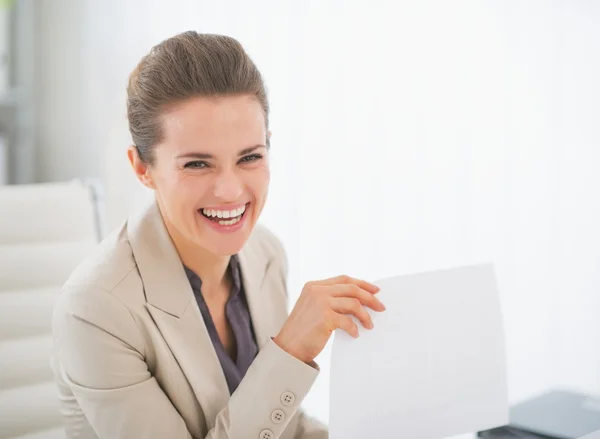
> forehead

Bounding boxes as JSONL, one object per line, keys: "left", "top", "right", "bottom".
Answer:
{"left": 159, "top": 94, "right": 266, "bottom": 154}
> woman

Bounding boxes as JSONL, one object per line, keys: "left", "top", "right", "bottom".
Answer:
{"left": 51, "top": 31, "right": 385, "bottom": 439}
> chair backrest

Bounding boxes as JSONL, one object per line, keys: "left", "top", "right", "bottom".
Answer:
{"left": 0, "top": 180, "right": 102, "bottom": 439}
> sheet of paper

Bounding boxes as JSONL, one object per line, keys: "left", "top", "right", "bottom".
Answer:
{"left": 329, "top": 263, "right": 508, "bottom": 439}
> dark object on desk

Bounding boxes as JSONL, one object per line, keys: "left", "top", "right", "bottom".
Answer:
{"left": 478, "top": 390, "right": 600, "bottom": 439}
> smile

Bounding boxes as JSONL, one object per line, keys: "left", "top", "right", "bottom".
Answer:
{"left": 200, "top": 203, "right": 247, "bottom": 226}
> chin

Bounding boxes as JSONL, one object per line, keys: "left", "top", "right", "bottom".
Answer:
{"left": 197, "top": 233, "right": 251, "bottom": 256}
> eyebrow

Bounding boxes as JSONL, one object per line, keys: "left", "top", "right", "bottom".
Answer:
{"left": 175, "top": 145, "right": 266, "bottom": 160}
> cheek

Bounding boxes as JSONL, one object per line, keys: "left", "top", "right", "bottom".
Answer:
{"left": 154, "top": 170, "right": 207, "bottom": 209}
{"left": 253, "top": 166, "right": 270, "bottom": 197}
{"left": 155, "top": 173, "right": 187, "bottom": 200}
{"left": 149, "top": 164, "right": 178, "bottom": 190}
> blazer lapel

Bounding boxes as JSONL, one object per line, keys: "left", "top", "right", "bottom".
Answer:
{"left": 238, "top": 229, "right": 288, "bottom": 349}
{"left": 127, "top": 200, "right": 229, "bottom": 429}
{"left": 238, "top": 241, "right": 271, "bottom": 349}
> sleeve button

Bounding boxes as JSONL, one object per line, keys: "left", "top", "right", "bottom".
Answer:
{"left": 271, "top": 409, "right": 286, "bottom": 424}
{"left": 280, "top": 391, "right": 295, "bottom": 406}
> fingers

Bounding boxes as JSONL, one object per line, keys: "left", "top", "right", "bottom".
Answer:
{"left": 330, "top": 297, "right": 374, "bottom": 330}
{"left": 317, "top": 275, "right": 380, "bottom": 295}
{"left": 325, "top": 283, "right": 385, "bottom": 311}
{"left": 334, "top": 313, "right": 359, "bottom": 338}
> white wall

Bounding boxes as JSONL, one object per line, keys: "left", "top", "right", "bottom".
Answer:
{"left": 35, "top": 0, "right": 600, "bottom": 426}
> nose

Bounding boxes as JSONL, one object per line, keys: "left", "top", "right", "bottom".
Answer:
{"left": 213, "top": 168, "right": 244, "bottom": 202}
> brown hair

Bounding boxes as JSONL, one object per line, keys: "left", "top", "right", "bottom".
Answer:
{"left": 126, "top": 31, "right": 269, "bottom": 165}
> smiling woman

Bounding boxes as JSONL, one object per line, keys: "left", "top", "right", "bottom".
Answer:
{"left": 50, "top": 31, "right": 385, "bottom": 439}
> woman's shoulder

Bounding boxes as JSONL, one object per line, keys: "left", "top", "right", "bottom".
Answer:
{"left": 63, "top": 222, "right": 138, "bottom": 292}
{"left": 55, "top": 222, "right": 144, "bottom": 326}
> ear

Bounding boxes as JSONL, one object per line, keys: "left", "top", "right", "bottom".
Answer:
{"left": 127, "top": 146, "right": 156, "bottom": 189}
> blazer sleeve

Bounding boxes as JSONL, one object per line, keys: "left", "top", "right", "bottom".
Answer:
{"left": 53, "top": 283, "right": 321, "bottom": 439}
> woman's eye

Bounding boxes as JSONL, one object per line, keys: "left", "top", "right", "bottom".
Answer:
{"left": 239, "top": 154, "right": 263, "bottom": 164}
{"left": 184, "top": 161, "right": 209, "bottom": 169}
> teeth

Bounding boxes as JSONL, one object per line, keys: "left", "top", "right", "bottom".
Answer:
{"left": 202, "top": 204, "right": 247, "bottom": 219}
{"left": 218, "top": 216, "right": 242, "bottom": 226}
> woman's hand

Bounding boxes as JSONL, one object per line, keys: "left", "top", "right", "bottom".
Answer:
{"left": 273, "top": 275, "right": 385, "bottom": 364}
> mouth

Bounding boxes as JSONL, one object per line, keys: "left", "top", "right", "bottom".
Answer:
{"left": 199, "top": 203, "right": 249, "bottom": 227}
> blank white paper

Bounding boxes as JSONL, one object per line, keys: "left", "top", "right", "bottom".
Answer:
{"left": 329, "top": 264, "right": 508, "bottom": 439}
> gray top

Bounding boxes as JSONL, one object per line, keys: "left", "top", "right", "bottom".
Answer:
{"left": 184, "top": 255, "right": 259, "bottom": 394}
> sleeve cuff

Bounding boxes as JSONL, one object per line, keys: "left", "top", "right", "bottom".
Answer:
{"left": 227, "top": 339, "right": 319, "bottom": 438}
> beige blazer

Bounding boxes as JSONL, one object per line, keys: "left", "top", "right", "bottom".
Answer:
{"left": 51, "top": 199, "right": 328, "bottom": 439}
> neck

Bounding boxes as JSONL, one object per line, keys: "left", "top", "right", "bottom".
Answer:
{"left": 182, "top": 245, "right": 230, "bottom": 299}
{"left": 160, "top": 213, "right": 230, "bottom": 300}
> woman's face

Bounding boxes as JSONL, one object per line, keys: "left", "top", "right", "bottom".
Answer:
{"left": 129, "top": 94, "right": 270, "bottom": 256}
